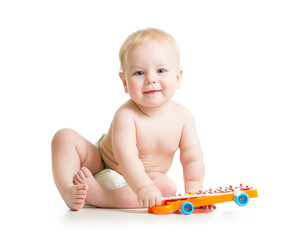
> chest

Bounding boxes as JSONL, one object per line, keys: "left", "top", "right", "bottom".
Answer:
{"left": 135, "top": 117, "right": 183, "bottom": 155}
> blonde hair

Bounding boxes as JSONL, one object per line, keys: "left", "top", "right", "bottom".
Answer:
{"left": 119, "top": 28, "right": 180, "bottom": 73}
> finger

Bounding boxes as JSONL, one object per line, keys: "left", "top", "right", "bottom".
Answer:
{"left": 143, "top": 200, "right": 149, "bottom": 208}
{"left": 149, "top": 199, "right": 156, "bottom": 207}
{"left": 155, "top": 197, "right": 162, "bottom": 206}
{"left": 146, "top": 200, "right": 152, "bottom": 208}
{"left": 138, "top": 199, "right": 143, "bottom": 207}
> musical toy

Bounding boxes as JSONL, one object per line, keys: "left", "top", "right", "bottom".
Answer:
{"left": 148, "top": 184, "right": 258, "bottom": 215}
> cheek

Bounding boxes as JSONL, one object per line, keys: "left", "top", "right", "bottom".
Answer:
{"left": 127, "top": 80, "right": 142, "bottom": 94}
{"left": 161, "top": 77, "right": 177, "bottom": 91}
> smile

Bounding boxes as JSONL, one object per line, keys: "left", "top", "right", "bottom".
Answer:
{"left": 143, "top": 90, "right": 162, "bottom": 95}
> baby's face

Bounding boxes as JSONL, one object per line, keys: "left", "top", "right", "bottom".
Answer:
{"left": 120, "top": 40, "right": 182, "bottom": 108}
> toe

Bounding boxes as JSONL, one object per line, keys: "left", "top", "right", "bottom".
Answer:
{"left": 75, "top": 174, "right": 83, "bottom": 183}
{"left": 77, "top": 189, "right": 88, "bottom": 195}
{"left": 76, "top": 184, "right": 87, "bottom": 191}
{"left": 76, "top": 184, "right": 89, "bottom": 192}
{"left": 81, "top": 167, "right": 93, "bottom": 178}
{"left": 73, "top": 199, "right": 85, "bottom": 207}
{"left": 78, "top": 170, "right": 86, "bottom": 180}
{"left": 83, "top": 184, "right": 89, "bottom": 191}
{"left": 73, "top": 178, "right": 80, "bottom": 185}
{"left": 76, "top": 194, "right": 87, "bottom": 199}
{"left": 70, "top": 203, "right": 83, "bottom": 211}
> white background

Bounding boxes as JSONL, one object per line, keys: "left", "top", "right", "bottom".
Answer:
{"left": 1, "top": 0, "right": 299, "bottom": 239}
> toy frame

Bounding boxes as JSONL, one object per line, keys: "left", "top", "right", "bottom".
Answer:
{"left": 148, "top": 185, "right": 258, "bottom": 215}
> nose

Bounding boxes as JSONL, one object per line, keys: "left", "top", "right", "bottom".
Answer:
{"left": 145, "top": 74, "right": 156, "bottom": 85}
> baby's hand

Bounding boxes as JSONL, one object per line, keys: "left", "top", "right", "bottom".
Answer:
{"left": 136, "top": 184, "right": 162, "bottom": 207}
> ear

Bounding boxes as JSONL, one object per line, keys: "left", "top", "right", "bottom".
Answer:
{"left": 119, "top": 72, "right": 129, "bottom": 93}
{"left": 176, "top": 68, "right": 183, "bottom": 89}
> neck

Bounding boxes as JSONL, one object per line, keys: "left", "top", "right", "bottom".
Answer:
{"left": 133, "top": 101, "right": 171, "bottom": 119}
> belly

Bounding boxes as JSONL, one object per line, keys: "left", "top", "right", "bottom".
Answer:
{"left": 140, "top": 156, "right": 174, "bottom": 173}
{"left": 138, "top": 145, "right": 178, "bottom": 174}
{"left": 136, "top": 132, "right": 180, "bottom": 173}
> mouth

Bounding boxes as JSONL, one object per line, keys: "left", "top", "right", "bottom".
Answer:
{"left": 143, "top": 90, "right": 162, "bottom": 95}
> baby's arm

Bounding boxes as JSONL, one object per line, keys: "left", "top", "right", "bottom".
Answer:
{"left": 112, "top": 108, "right": 161, "bottom": 207}
{"left": 179, "top": 109, "right": 205, "bottom": 193}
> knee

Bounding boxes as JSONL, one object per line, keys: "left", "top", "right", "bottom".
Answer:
{"left": 119, "top": 192, "right": 139, "bottom": 208}
{"left": 160, "top": 177, "right": 177, "bottom": 197}
{"left": 107, "top": 187, "right": 139, "bottom": 208}
{"left": 51, "top": 128, "right": 78, "bottom": 148}
{"left": 149, "top": 173, "right": 177, "bottom": 197}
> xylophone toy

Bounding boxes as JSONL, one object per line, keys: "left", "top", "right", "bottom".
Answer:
{"left": 148, "top": 184, "right": 258, "bottom": 215}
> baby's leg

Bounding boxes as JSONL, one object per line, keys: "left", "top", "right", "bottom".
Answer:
{"left": 74, "top": 167, "right": 139, "bottom": 208}
{"left": 147, "top": 172, "right": 177, "bottom": 197}
{"left": 74, "top": 168, "right": 177, "bottom": 208}
{"left": 51, "top": 129, "right": 103, "bottom": 210}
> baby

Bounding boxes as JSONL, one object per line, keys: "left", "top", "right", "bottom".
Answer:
{"left": 52, "top": 28, "right": 212, "bottom": 211}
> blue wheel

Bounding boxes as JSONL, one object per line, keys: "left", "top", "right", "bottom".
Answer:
{"left": 234, "top": 192, "right": 249, "bottom": 206}
{"left": 181, "top": 202, "right": 194, "bottom": 215}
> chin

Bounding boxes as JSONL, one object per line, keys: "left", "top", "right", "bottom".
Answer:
{"left": 146, "top": 101, "right": 169, "bottom": 108}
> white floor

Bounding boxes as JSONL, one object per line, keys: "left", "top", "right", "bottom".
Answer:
{"left": 2, "top": 180, "right": 298, "bottom": 240}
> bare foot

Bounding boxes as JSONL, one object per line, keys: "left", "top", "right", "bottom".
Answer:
{"left": 73, "top": 167, "right": 105, "bottom": 206}
{"left": 64, "top": 184, "right": 89, "bottom": 211}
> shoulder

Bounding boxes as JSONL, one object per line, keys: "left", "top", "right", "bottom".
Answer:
{"left": 114, "top": 100, "right": 136, "bottom": 116}
{"left": 111, "top": 100, "right": 138, "bottom": 139}
{"left": 112, "top": 100, "right": 138, "bottom": 125}
{"left": 171, "top": 101, "right": 195, "bottom": 123}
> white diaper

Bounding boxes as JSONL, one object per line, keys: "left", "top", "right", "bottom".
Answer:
{"left": 94, "top": 169, "right": 127, "bottom": 189}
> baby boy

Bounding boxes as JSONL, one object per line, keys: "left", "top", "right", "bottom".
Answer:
{"left": 52, "top": 28, "right": 211, "bottom": 211}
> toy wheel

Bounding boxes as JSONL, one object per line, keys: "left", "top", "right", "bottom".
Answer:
{"left": 234, "top": 192, "right": 249, "bottom": 206}
{"left": 181, "top": 202, "right": 194, "bottom": 215}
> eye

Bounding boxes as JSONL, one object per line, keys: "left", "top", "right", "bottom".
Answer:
{"left": 134, "top": 71, "right": 144, "bottom": 76}
{"left": 157, "top": 68, "right": 166, "bottom": 73}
